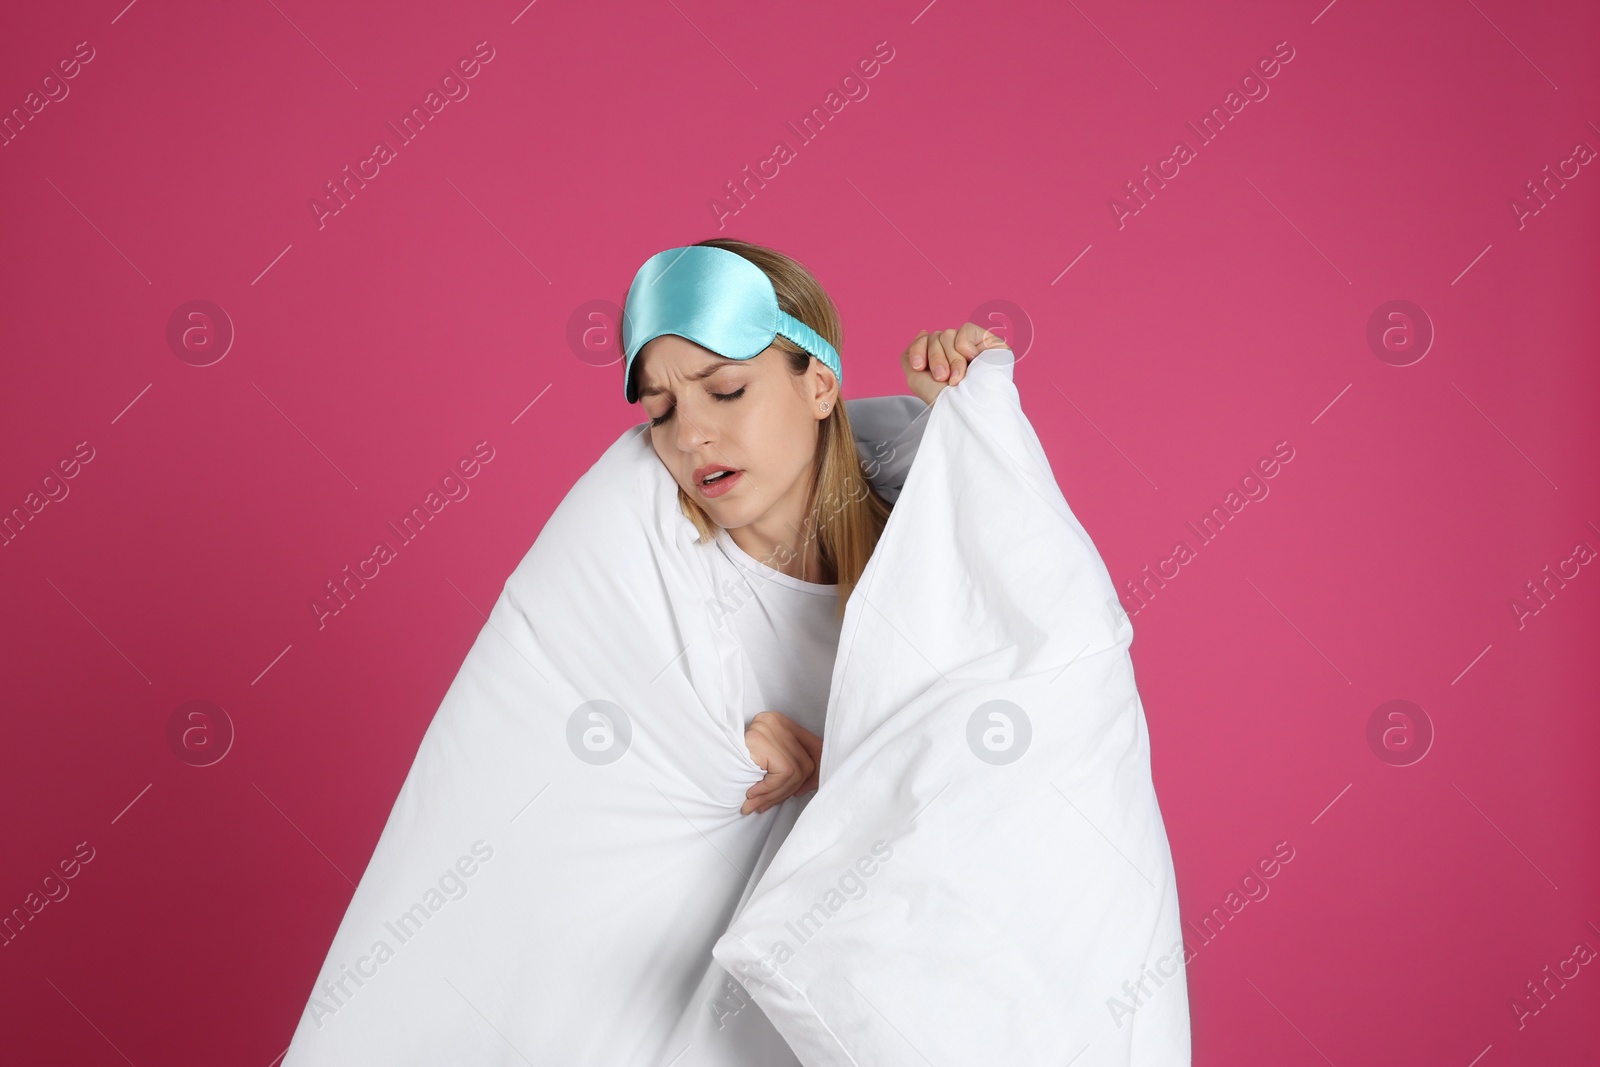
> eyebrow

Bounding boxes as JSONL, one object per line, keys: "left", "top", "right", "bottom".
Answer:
{"left": 636, "top": 357, "right": 743, "bottom": 399}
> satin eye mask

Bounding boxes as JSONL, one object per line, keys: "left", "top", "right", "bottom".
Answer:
{"left": 620, "top": 245, "right": 843, "bottom": 403}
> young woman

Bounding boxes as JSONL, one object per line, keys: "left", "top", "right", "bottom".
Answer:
{"left": 621, "top": 237, "right": 1009, "bottom": 818}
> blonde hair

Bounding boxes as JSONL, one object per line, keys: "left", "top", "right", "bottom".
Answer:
{"left": 646, "top": 237, "right": 892, "bottom": 617}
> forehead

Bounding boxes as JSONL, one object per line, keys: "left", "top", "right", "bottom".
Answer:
{"left": 636, "top": 336, "right": 748, "bottom": 397}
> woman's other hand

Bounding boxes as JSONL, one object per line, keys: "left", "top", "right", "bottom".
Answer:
{"left": 901, "top": 324, "right": 1008, "bottom": 406}
{"left": 742, "top": 711, "right": 822, "bottom": 815}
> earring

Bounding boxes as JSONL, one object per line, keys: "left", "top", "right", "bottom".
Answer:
{"left": 820, "top": 402, "right": 830, "bottom": 413}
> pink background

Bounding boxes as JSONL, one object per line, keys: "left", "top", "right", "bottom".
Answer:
{"left": 2, "top": 0, "right": 1597, "bottom": 1063}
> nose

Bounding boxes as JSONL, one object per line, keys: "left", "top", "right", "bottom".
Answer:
{"left": 672, "top": 397, "right": 714, "bottom": 454}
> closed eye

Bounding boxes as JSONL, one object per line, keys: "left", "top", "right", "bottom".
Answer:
{"left": 650, "top": 386, "right": 746, "bottom": 427}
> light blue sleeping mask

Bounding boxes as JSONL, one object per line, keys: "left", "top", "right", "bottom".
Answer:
{"left": 620, "top": 245, "right": 843, "bottom": 403}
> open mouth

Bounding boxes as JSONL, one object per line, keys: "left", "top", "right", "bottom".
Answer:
{"left": 697, "top": 469, "right": 743, "bottom": 497}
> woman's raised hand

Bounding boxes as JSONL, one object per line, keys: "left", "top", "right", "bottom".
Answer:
{"left": 742, "top": 711, "right": 823, "bottom": 815}
{"left": 901, "top": 323, "right": 1009, "bottom": 406}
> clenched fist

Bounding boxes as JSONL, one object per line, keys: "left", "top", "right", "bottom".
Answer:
{"left": 902, "top": 323, "right": 1009, "bottom": 406}
{"left": 742, "top": 711, "right": 822, "bottom": 815}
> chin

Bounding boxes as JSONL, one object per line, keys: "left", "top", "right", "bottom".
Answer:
{"left": 697, "top": 495, "right": 758, "bottom": 526}
{"left": 701, "top": 501, "right": 750, "bottom": 525}
{"left": 679, "top": 473, "right": 764, "bottom": 524}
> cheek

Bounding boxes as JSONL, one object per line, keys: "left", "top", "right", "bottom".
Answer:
{"left": 744, "top": 417, "right": 814, "bottom": 494}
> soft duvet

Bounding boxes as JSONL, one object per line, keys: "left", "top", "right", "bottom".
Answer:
{"left": 281, "top": 349, "right": 1190, "bottom": 1067}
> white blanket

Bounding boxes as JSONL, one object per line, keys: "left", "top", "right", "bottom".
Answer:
{"left": 281, "top": 350, "right": 1189, "bottom": 1066}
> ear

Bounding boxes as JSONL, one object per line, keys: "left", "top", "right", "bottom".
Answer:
{"left": 809, "top": 362, "right": 839, "bottom": 413}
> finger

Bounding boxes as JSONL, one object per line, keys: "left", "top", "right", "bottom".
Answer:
{"left": 747, "top": 757, "right": 800, "bottom": 795}
{"left": 955, "top": 322, "right": 986, "bottom": 358}
{"left": 906, "top": 331, "right": 930, "bottom": 371}
{"left": 758, "top": 740, "right": 812, "bottom": 801}
{"left": 747, "top": 774, "right": 790, "bottom": 798}
{"left": 918, "top": 330, "right": 936, "bottom": 370}
{"left": 929, "top": 333, "right": 950, "bottom": 381}
{"left": 745, "top": 774, "right": 792, "bottom": 814}
{"left": 743, "top": 723, "right": 782, "bottom": 780}
{"left": 743, "top": 783, "right": 770, "bottom": 814}
{"left": 790, "top": 725, "right": 822, "bottom": 790}
{"left": 746, "top": 754, "right": 792, "bottom": 793}
{"left": 938, "top": 330, "right": 961, "bottom": 381}
{"left": 769, "top": 726, "right": 809, "bottom": 782}
{"left": 937, "top": 329, "right": 966, "bottom": 384}
{"left": 743, "top": 787, "right": 779, "bottom": 814}
{"left": 959, "top": 323, "right": 1004, "bottom": 357}
{"left": 747, "top": 713, "right": 794, "bottom": 754}
{"left": 750, "top": 710, "right": 791, "bottom": 734}
{"left": 747, "top": 774, "right": 786, "bottom": 798}
{"left": 743, "top": 774, "right": 791, "bottom": 813}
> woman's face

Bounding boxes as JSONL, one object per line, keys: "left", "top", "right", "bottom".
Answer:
{"left": 635, "top": 334, "right": 837, "bottom": 533}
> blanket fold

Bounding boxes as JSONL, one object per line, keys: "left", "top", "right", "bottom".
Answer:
{"left": 710, "top": 351, "right": 1189, "bottom": 1066}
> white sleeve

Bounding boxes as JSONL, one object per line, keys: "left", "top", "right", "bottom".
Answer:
{"left": 845, "top": 394, "right": 931, "bottom": 504}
